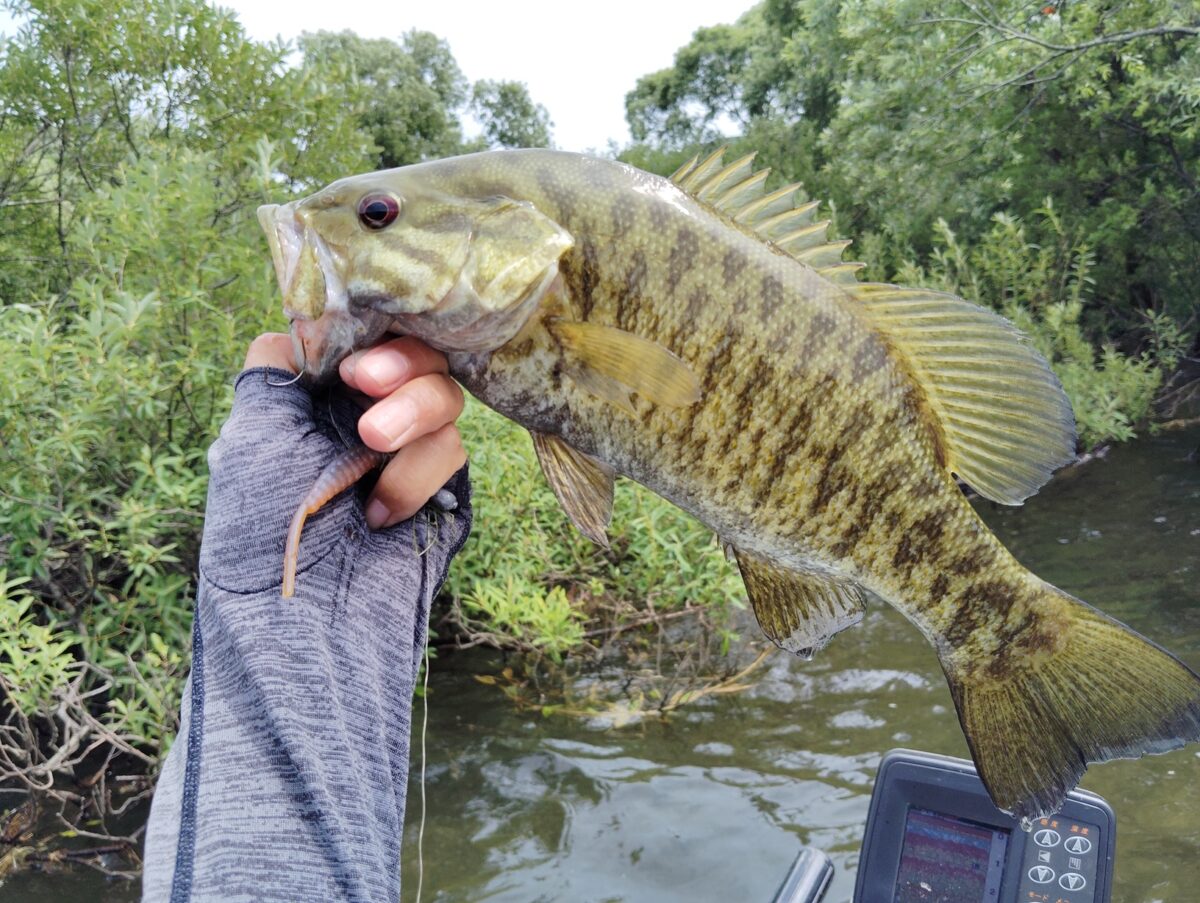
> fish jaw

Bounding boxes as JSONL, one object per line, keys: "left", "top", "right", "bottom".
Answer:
{"left": 258, "top": 201, "right": 391, "bottom": 381}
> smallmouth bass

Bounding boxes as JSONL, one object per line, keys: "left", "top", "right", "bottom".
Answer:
{"left": 258, "top": 148, "right": 1200, "bottom": 821}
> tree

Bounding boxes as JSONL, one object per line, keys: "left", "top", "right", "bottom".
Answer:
{"left": 298, "top": 29, "right": 470, "bottom": 168}
{"left": 471, "top": 79, "right": 552, "bottom": 149}
{"left": 622, "top": 0, "right": 1197, "bottom": 442}
{"left": 0, "top": 0, "right": 373, "bottom": 299}
{"left": 828, "top": 0, "right": 1200, "bottom": 330}
{"left": 623, "top": 0, "right": 1200, "bottom": 333}
{"left": 298, "top": 30, "right": 554, "bottom": 168}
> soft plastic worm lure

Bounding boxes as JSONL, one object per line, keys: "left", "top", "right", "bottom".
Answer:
{"left": 282, "top": 444, "right": 389, "bottom": 597}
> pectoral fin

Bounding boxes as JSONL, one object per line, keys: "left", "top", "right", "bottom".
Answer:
{"left": 548, "top": 319, "right": 701, "bottom": 416}
{"left": 532, "top": 431, "right": 615, "bottom": 548}
{"left": 734, "top": 548, "right": 866, "bottom": 659}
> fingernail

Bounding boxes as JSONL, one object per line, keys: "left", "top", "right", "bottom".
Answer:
{"left": 366, "top": 498, "right": 390, "bottom": 529}
{"left": 360, "top": 350, "right": 407, "bottom": 387}
{"left": 363, "top": 397, "right": 417, "bottom": 450}
{"left": 339, "top": 352, "right": 358, "bottom": 383}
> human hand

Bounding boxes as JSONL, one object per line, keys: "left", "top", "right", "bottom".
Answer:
{"left": 148, "top": 339, "right": 472, "bottom": 901}
{"left": 245, "top": 333, "right": 467, "bottom": 529}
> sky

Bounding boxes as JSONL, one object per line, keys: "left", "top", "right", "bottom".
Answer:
{"left": 215, "top": 0, "right": 758, "bottom": 152}
{"left": 0, "top": 1, "right": 758, "bottom": 148}
{"left": 0, "top": 1, "right": 757, "bottom": 150}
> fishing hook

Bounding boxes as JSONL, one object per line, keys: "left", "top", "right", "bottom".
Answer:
{"left": 267, "top": 366, "right": 306, "bottom": 387}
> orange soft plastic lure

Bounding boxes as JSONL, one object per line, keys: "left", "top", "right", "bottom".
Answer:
{"left": 282, "top": 444, "right": 389, "bottom": 598}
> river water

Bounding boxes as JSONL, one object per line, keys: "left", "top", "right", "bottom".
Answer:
{"left": 6, "top": 427, "right": 1198, "bottom": 901}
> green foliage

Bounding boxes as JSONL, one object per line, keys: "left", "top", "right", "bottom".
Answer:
{"left": 460, "top": 582, "right": 584, "bottom": 662}
{"left": 297, "top": 30, "right": 553, "bottom": 167}
{"left": 891, "top": 207, "right": 1173, "bottom": 446}
{"left": 0, "top": 0, "right": 373, "bottom": 298}
{"left": 297, "top": 30, "right": 471, "bottom": 167}
{"left": 0, "top": 0, "right": 378, "bottom": 773}
{"left": 625, "top": 0, "right": 1199, "bottom": 370}
{"left": 471, "top": 79, "right": 553, "bottom": 149}
{"left": 0, "top": 573, "right": 76, "bottom": 715}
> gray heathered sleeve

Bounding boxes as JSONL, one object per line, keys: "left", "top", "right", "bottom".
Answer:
{"left": 141, "top": 367, "right": 472, "bottom": 903}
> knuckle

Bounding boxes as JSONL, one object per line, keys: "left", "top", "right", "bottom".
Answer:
{"left": 409, "top": 373, "right": 460, "bottom": 417}
{"left": 247, "top": 334, "right": 273, "bottom": 355}
{"left": 431, "top": 422, "right": 464, "bottom": 454}
{"left": 244, "top": 333, "right": 290, "bottom": 367}
{"left": 375, "top": 462, "right": 417, "bottom": 508}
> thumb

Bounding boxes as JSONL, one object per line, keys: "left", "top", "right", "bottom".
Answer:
{"left": 244, "top": 332, "right": 298, "bottom": 373}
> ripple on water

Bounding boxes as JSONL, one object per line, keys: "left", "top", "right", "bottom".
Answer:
{"left": 816, "top": 668, "right": 930, "bottom": 693}
{"left": 693, "top": 741, "right": 735, "bottom": 756}
{"left": 829, "top": 710, "right": 887, "bottom": 730}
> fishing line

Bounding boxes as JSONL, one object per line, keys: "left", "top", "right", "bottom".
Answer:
{"left": 326, "top": 390, "right": 358, "bottom": 450}
{"left": 414, "top": 639, "right": 431, "bottom": 903}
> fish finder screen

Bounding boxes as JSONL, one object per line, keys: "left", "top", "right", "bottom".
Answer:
{"left": 894, "top": 807, "right": 1008, "bottom": 902}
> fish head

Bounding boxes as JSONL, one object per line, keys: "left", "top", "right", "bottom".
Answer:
{"left": 258, "top": 167, "right": 574, "bottom": 383}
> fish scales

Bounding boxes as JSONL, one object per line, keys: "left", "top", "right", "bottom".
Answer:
{"left": 452, "top": 152, "right": 1034, "bottom": 652}
{"left": 259, "top": 148, "right": 1200, "bottom": 822}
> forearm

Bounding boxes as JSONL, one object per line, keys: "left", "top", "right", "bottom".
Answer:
{"left": 142, "top": 370, "right": 471, "bottom": 903}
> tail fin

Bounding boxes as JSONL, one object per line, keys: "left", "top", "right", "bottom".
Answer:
{"left": 939, "top": 583, "right": 1200, "bottom": 821}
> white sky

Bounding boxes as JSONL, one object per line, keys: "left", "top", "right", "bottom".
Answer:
{"left": 217, "top": 0, "right": 757, "bottom": 152}
{"left": 0, "top": 1, "right": 756, "bottom": 150}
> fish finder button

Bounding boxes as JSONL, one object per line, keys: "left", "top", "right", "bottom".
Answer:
{"left": 1065, "top": 835, "right": 1093, "bottom": 854}
{"left": 1061, "top": 872, "right": 1087, "bottom": 891}
{"left": 1034, "top": 828, "right": 1061, "bottom": 847}
{"left": 1028, "top": 865, "right": 1055, "bottom": 884}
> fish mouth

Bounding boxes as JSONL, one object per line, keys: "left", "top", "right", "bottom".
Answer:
{"left": 256, "top": 204, "right": 303, "bottom": 306}
{"left": 257, "top": 203, "right": 390, "bottom": 383}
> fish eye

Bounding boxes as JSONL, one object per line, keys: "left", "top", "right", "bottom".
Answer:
{"left": 357, "top": 194, "right": 401, "bottom": 230}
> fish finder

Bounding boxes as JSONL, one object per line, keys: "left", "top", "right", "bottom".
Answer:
{"left": 853, "top": 749, "right": 1115, "bottom": 903}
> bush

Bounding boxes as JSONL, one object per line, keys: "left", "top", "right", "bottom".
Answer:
{"left": 0, "top": 0, "right": 377, "bottom": 830}
{"left": 0, "top": 146, "right": 283, "bottom": 771}
{"left": 890, "top": 205, "right": 1187, "bottom": 448}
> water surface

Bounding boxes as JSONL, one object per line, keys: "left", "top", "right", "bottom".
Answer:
{"left": 399, "top": 427, "right": 1200, "bottom": 903}
{"left": 4, "top": 427, "right": 1197, "bottom": 902}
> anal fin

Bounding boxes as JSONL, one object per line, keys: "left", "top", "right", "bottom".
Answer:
{"left": 733, "top": 547, "right": 866, "bottom": 659}
{"left": 532, "top": 431, "right": 615, "bottom": 548}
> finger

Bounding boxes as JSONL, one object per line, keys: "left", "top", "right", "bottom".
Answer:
{"left": 357, "top": 372, "right": 465, "bottom": 453}
{"left": 339, "top": 336, "right": 448, "bottom": 397}
{"left": 244, "top": 333, "right": 297, "bottom": 372}
{"left": 366, "top": 424, "right": 467, "bottom": 528}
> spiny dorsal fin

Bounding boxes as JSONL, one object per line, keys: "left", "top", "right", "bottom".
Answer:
{"left": 733, "top": 547, "right": 866, "bottom": 660}
{"left": 531, "top": 432, "right": 614, "bottom": 548}
{"left": 850, "top": 283, "right": 1077, "bottom": 504}
{"left": 670, "top": 147, "right": 862, "bottom": 284}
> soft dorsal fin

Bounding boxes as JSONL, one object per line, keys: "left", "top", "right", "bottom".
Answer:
{"left": 670, "top": 148, "right": 863, "bottom": 284}
{"left": 670, "top": 147, "right": 1075, "bottom": 502}
{"left": 849, "top": 283, "right": 1077, "bottom": 504}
